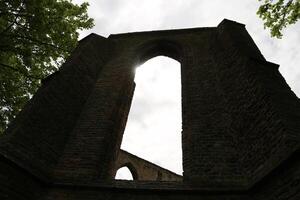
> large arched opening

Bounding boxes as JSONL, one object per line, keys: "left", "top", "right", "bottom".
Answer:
{"left": 120, "top": 55, "right": 182, "bottom": 177}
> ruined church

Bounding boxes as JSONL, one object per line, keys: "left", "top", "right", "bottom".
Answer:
{"left": 0, "top": 19, "right": 299, "bottom": 199}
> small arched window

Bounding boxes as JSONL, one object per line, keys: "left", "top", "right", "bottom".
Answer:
{"left": 115, "top": 166, "right": 134, "bottom": 180}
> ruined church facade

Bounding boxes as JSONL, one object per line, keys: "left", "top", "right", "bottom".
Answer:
{"left": 0, "top": 19, "right": 299, "bottom": 199}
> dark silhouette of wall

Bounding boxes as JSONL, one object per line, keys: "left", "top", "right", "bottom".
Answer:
{"left": 0, "top": 19, "right": 299, "bottom": 200}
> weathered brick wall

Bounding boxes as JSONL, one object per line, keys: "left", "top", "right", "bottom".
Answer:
{"left": 214, "top": 21, "right": 300, "bottom": 186}
{"left": 251, "top": 150, "right": 300, "bottom": 200}
{"left": 51, "top": 56, "right": 136, "bottom": 182}
{"left": 0, "top": 34, "right": 112, "bottom": 178}
{"left": 0, "top": 156, "right": 44, "bottom": 200}
{"left": 43, "top": 187, "right": 248, "bottom": 200}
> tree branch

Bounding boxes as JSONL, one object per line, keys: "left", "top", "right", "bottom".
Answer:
{"left": 2, "top": 33, "right": 68, "bottom": 52}
{"left": 0, "top": 62, "right": 42, "bottom": 80}
{"left": 0, "top": 21, "right": 16, "bottom": 35}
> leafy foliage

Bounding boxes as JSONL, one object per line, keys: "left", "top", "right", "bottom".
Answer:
{"left": 0, "top": 0, "right": 94, "bottom": 133}
{"left": 257, "top": 0, "right": 300, "bottom": 38}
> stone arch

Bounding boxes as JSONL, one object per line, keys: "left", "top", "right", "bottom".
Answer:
{"left": 108, "top": 38, "right": 185, "bottom": 179}
{"left": 115, "top": 162, "right": 139, "bottom": 180}
{"left": 134, "top": 39, "right": 183, "bottom": 66}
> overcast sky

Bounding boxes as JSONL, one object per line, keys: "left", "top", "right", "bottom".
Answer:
{"left": 73, "top": 0, "right": 300, "bottom": 179}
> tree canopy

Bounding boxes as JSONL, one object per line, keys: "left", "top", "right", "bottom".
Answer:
{"left": 257, "top": 0, "right": 300, "bottom": 38}
{"left": 0, "top": 0, "right": 94, "bottom": 133}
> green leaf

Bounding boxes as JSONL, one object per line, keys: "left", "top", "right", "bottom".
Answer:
{"left": 257, "top": 0, "right": 300, "bottom": 38}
